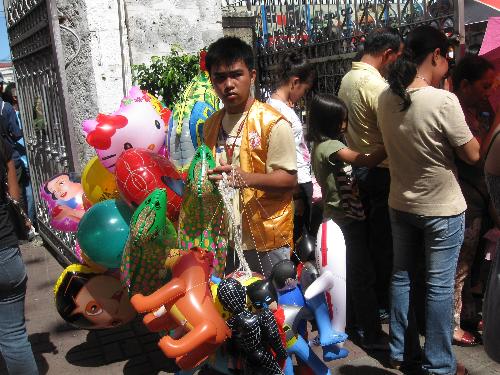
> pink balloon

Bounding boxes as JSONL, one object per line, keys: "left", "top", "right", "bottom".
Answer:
{"left": 82, "top": 87, "right": 166, "bottom": 173}
{"left": 40, "top": 173, "right": 85, "bottom": 232}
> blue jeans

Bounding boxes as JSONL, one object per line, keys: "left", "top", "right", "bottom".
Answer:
{"left": 0, "top": 247, "right": 38, "bottom": 375}
{"left": 389, "top": 209, "right": 464, "bottom": 375}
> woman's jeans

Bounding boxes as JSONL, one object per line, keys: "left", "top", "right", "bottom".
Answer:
{"left": 389, "top": 209, "right": 464, "bottom": 375}
{"left": 0, "top": 246, "right": 38, "bottom": 375}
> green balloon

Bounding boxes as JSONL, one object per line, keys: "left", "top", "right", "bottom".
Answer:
{"left": 77, "top": 199, "right": 132, "bottom": 268}
{"left": 121, "top": 188, "right": 177, "bottom": 295}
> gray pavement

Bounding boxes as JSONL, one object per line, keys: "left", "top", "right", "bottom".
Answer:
{"left": 0, "top": 241, "right": 498, "bottom": 375}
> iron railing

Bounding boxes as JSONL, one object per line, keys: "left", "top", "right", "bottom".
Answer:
{"left": 6, "top": 0, "right": 78, "bottom": 264}
{"left": 223, "top": 0, "right": 459, "bottom": 98}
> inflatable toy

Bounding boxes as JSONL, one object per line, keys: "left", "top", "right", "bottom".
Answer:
{"left": 305, "top": 220, "right": 347, "bottom": 347}
{"left": 77, "top": 199, "right": 132, "bottom": 269}
{"left": 271, "top": 260, "right": 347, "bottom": 346}
{"left": 82, "top": 87, "right": 169, "bottom": 173}
{"left": 121, "top": 189, "right": 177, "bottom": 295}
{"left": 40, "top": 173, "right": 85, "bottom": 232}
{"left": 81, "top": 156, "right": 120, "bottom": 204}
{"left": 179, "top": 144, "right": 228, "bottom": 276}
{"left": 54, "top": 264, "right": 136, "bottom": 329}
{"left": 217, "top": 278, "right": 286, "bottom": 374}
{"left": 167, "top": 71, "right": 220, "bottom": 172}
{"left": 130, "top": 247, "right": 231, "bottom": 370}
{"left": 114, "top": 148, "right": 184, "bottom": 221}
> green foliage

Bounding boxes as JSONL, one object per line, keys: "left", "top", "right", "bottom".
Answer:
{"left": 132, "top": 47, "right": 199, "bottom": 109}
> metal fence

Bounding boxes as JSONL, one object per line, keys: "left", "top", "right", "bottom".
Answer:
{"left": 6, "top": 0, "right": 78, "bottom": 263}
{"left": 223, "top": 0, "right": 459, "bottom": 98}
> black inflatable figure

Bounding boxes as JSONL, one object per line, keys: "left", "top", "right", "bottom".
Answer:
{"left": 246, "top": 280, "right": 288, "bottom": 361}
{"left": 217, "top": 278, "right": 285, "bottom": 375}
{"left": 292, "top": 233, "right": 316, "bottom": 265}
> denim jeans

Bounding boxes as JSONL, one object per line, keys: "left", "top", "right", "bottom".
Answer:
{"left": 389, "top": 209, "right": 464, "bottom": 375}
{"left": 0, "top": 246, "right": 38, "bottom": 375}
{"left": 353, "top": 166, "right": 393, "bottom": 309}
{"left": 342, "top": 220, "right": 381, "bottom": 342}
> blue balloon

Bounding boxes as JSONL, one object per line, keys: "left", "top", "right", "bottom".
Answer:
{"left": 77, "top": 199, "right": 132, "bottom": 269}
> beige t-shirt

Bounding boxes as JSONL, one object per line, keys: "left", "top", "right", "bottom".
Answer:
{"left": 338, "top": 61, "right": 389, "bottom": 167}
{"left": 215, "top": 111, "right": 297, "bottom": 249}
{"left": 378, "top": 86, "right": 473, "bottom": 216}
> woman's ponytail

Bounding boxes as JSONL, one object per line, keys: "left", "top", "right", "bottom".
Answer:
{"left": 387, "top": 25, "right": 450, "bottom": 111}
{"left": 387, "top": 49, "right": 417, "bottom": 111}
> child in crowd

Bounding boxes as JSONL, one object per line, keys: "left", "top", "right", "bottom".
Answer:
{"left": 308, "top": 93, "right": 387, "bottom": 349}
{"left": 267, "top": 51, "right": 315, "bottom": 241}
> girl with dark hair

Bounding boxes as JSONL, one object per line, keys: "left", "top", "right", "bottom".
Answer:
{"left": 267, "top": 51, "right": 316, "bottom": 240}
{"left": 308, "top": 93, "right": 387, "bottom": 349}
{"left": 378, "top": 25, "right": 480, "bottom": 375}
{"left": 451, "top": 55, "right": 496, "bottom": 346}
{"left": 0, "top": 138, "right": 38, "bottom": 374}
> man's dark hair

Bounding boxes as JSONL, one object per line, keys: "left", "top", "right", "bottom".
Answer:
{"left": 363, "top": 27, "right": 402, "bottom": 56}
{"left": 205, "top": 36, "right": 254, "bottom": 74}
{"left": 452, "top": 54, "right": 495, "bottom": 91}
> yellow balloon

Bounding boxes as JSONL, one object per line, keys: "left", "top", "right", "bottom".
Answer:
{"left": 81, "top": 156, "right": 120, "bottom": 204}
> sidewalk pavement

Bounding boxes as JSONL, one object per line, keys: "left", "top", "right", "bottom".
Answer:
{"left": 0, "top": 241, "right": 498, "bottom": 375}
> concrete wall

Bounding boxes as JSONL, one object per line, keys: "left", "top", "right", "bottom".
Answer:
{"left": 55, "top": 0, "right": 223, "bottom": 170}
{"left": 125, "top": 0, "right": 224, "bottom": 66}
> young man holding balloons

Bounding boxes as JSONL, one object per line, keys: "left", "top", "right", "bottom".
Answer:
{"left": 205, "top": 36, "right": 298, "bottom": 278}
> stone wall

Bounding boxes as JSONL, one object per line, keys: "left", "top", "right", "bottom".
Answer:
{"left": 55, "top": 0, "right": 223, "bottom": 170}
{"left": 125, "top": 0, "right": 224, "bottom": 66}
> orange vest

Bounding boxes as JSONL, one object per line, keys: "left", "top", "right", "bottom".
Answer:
{"left": 204, "top": 100, "right": 294, "bottom": 251}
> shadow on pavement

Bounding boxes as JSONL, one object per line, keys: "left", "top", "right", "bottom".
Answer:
{"left": 0, "top": 332, "right": 56, "bottom": 375}
{"left": 30, "top": 332, "right": 57, "bottom": 375}
{"left": 337, "top": 365, "right": 396, "bottom": 374}
{"left": 65, "top": 320, "right": 179, "bottom": 374}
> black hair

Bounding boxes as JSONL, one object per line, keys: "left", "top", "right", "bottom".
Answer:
{"left": 55, "top": 268, "right": 99, "bottom": 329}
{"left": 276, "top": 51, "right": 316, "bottom": 86}
{"left": 2, "top": 82, "right": 16, "bottom": 105}
{"left": 387, "top": 25, "right": 450, "bottom": 111}
{"left": 307, "top": 93, "right": 347, "bottom": 143}
{"left": 205, "top": 36, "right": 254, "bottom": 74}
{"left": 363, "top": 27, "right": 402, "bottom": 56}
{"left": 452, "top": 54, "right": 495, "bottom": 92}
{"left": 43, "top": 173, "right": 68, "bottom": 200}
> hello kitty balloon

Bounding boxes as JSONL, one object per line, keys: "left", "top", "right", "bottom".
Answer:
{"left": 82, "top": 87, "right": 171, "bottom": 173}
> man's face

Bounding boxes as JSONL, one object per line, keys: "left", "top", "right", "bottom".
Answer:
{"left": 210, "top": 60, "right": 256, "bottom": 114}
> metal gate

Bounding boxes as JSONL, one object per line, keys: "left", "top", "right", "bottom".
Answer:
{"left": 6, "top": 0, "right": 79, "bottom": 264}
{"left": 223, "top": 0, "right": 461, "bottom": 98}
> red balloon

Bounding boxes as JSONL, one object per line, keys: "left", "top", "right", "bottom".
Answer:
{"left": 115, "top": 149, "right": 183, "bottom": 222}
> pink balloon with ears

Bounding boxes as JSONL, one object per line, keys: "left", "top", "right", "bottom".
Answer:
{"left": 82, "top": 87, "right": 168, "bottom": 173}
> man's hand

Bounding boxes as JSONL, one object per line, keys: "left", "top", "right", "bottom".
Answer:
{"left": 207, "top": 161, "right": 248, "bottom": 189}
{"left": 208, "top": 159, "right": 297, "bottom": 193}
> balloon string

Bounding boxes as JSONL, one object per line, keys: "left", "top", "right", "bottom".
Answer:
{"left": 218, "top": 168, "right": 252, "bottom": 279}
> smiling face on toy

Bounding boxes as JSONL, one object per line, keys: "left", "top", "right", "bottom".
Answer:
{"left": 71, "top": 275, "right": 136, "bottom": 329}
{"left": 45, "top": 174, "right": 82, "bottom": 202}
{"left": 84, "top": 88, "right": 167, "bottom": 173}
{"left": 55, "top": 265, "right": 137, "bottom": 330}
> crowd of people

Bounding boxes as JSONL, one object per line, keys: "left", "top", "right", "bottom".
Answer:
{"left": 0, "top": 23, "right": 498, "bottom": 375}
{"left": 204, "top": 26, "right": 498, "bottom": 375}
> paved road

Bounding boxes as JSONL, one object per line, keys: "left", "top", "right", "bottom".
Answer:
{"left": 0, "top": 241, "right": 498, "bottom": 375}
